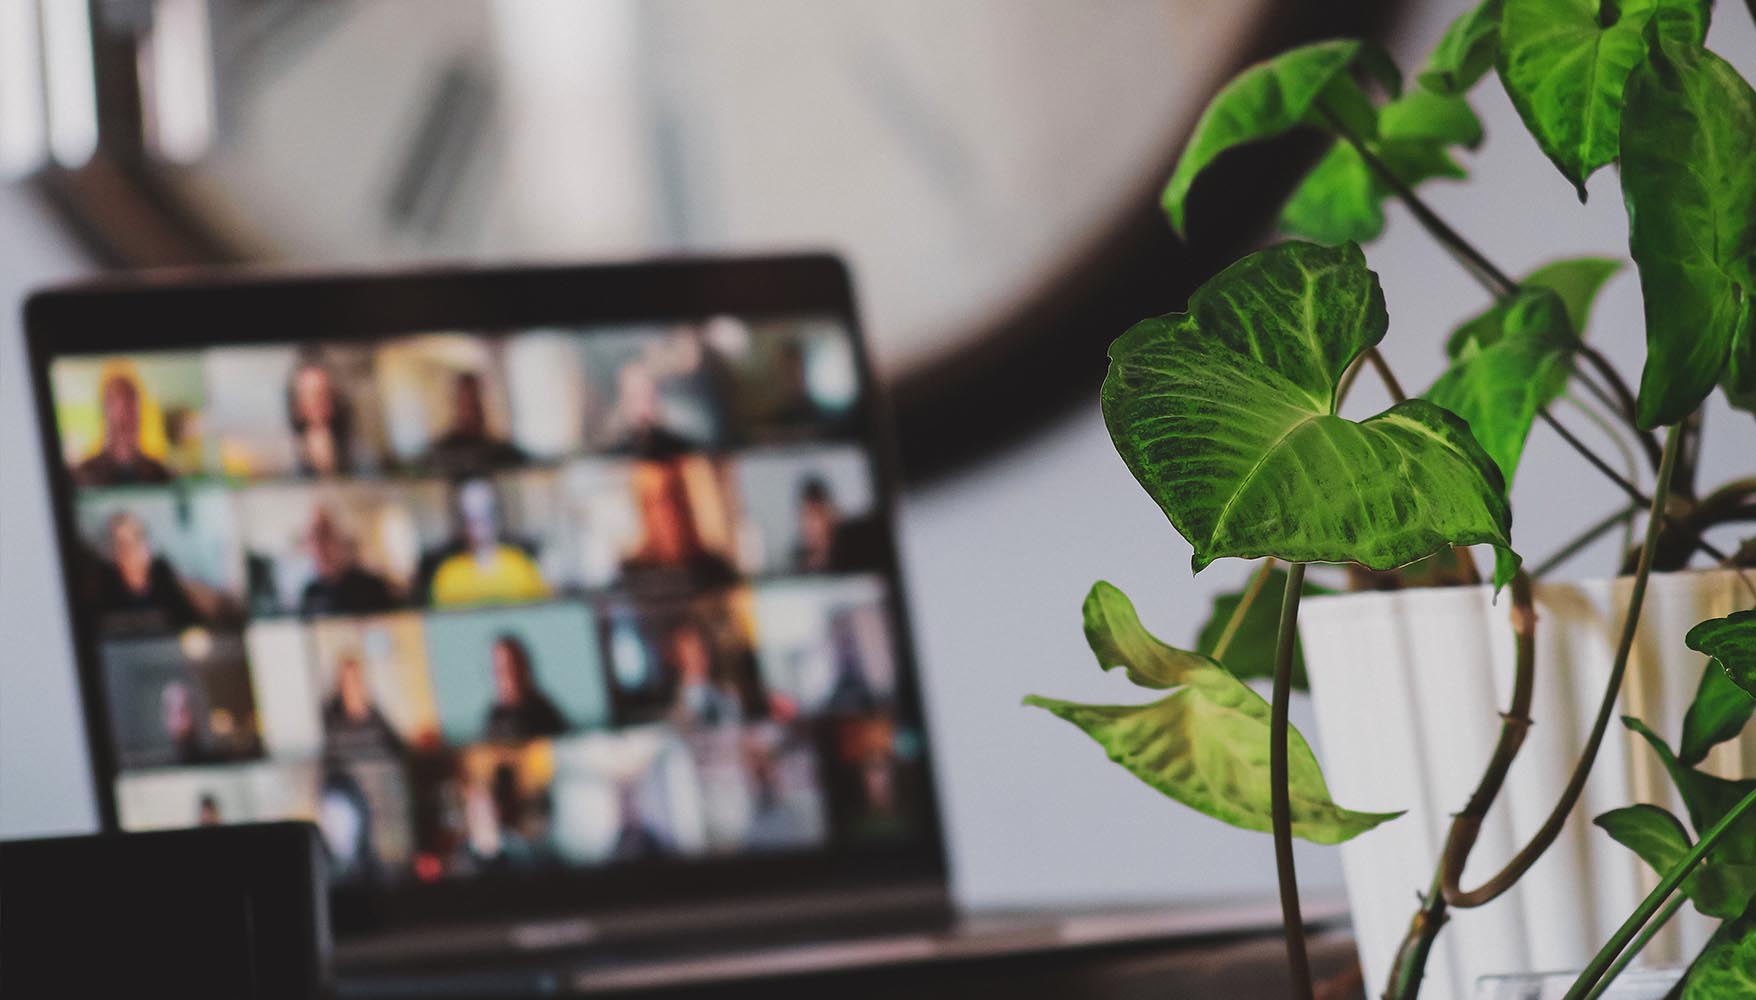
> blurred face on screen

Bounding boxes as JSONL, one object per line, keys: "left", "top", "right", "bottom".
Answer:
{"left": 797, "top": 481, "right": 838, "bottom": 571}
{"left": 100, "top": 375, "right": 143, "bottom": 458}
{"left": 160, "top": 681, "right": 195, "bottom": 743}
{"left": 451, "top": 373, "right": 488, "bottom": 438}
{"left": 108, "top": 512, "right": 153, "bottom": 591}
{"left": 306, "top": 507, "right": 352, "bottom": 580}
{"left": 670, "top": 622, "right": 712, "bottom": 685}
{"left": 632, "top": 463, "right": 696, "bottom": 564}
{"left": 336, "top": 656, "right": 371, "bottom": 720}
{"left": 491, "top": 639, "right": 530, "bottom": 707}
{"left": 458, "top": 480, "right": 501, "bottom": 552}
{"left": 292, "top": 365, "right": 337, "bottom": 428}
{"left": 616, "top": 362, "right": 662, "bottom": 430}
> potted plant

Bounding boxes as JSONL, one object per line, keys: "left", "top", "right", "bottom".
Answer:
{"left": 1026, "top": 2, "right": 1756, "bottom": 997}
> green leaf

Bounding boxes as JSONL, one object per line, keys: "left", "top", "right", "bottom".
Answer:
{"left": 1104, "top": 241, "right": 1517, "bottom": 583}
{"left": 1622, "top": 35, "right": 1756, "bottom": 428}
{"left": 1419, "top": 0, "right": 1504, "bottom": 95}
{"left": 1280, "top": 89, "right": 1480, "bottom": 246}
{"left": 1680, "top": 898, "right": 1756, "bottom": 999}
{"left": 1380, "top": 87, "right": 1485, "bottom": 148}
{"left": 1497, "top": 0, "right": 1709, "bottom": 197}
{"left": 1426, "top": 287, "right": 1576, "bottom": 485}
{"left": 1621, "top": 720, "right": 1756, "bottom": 917}
{"left": 1680, "top": 654, "right": 1756, "bottom": 767}
{"left": 1193, "top": 568, "right": 1332, "bottom": 689}
{"left": 1522, "top": 257, "right": 1624, "bottom": 334}
{"left": 1694, "top": 862, "right": 1756, "bottom": 922}
{"left": 1027, "top": 584, "right": 1399, "bottom": 844}
{"left": 1163, "top": 41, "right": 1363, "bottom": 236}
{"left": 1083, "top": 580, "right": 1211, "bottom": 690}
{"left": 1686, "top": 609, "right": 1756, "bottom": 700}
{"left": 1596, "top": 805, "right": 1756, "bottom": 919}
{"left": 1625, "top": 717, "right": 1756, "bottom": 837}
{"left": 1596, "top": 803, "right": 1693, "bottom": 878}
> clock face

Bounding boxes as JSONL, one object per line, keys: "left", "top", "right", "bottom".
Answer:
{"left": 154, "top": 0, "right": 1267, "bottom": 379}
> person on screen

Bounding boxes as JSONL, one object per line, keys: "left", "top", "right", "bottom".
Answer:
{"left": 300, "top": 506, "right": 397, "bottom": 616}
{"left": 667, "top": 620, "right": 740, "bottom": 727}
{"left": 428, "top": 478, "right": 550, "bottom": 607}
{"left": 73, "top": 371, "right": 173, "bottom": 486}
{"left": 602, "top": 361, "right": 693, "bottom": 459}
{"left": 95, "top": 512, "right": 202, "bottom": 632}
{"left": 769, "top": 340, "right": 824, "bottom": 427}
{"left": 619, "top": 462, "right": 737, "bottom": 589}
{"left": 286, "top": 359, "right": 354, "bottom": 476}
{"left": 822, "top": 609, "right": 879, "bottom": 713}
{"left": 160, "top": 679, "right": 215, "bottom": 765}
{"left": 319, "top": 769, "right": 381, "bottom": 883}
{"left": 789, "top": 477, "right": 882, "bottom": 573}
{"left": 665, "top": 619, "right": 767, "bottom": 727}
{"left": 480, "top": 763, "right": 555, "bottom": 870}
{"left": 423, "top": 372, "right": 526, "bottom": 474}
{"left": 196, "top": 793, "right": 222, "bottom": 826}
{"left": 483, "top": 635, "right": 567, "bottom": 741}
{"left": 744, "top": 749, "right": 814, "bottom": 849}
{"left": 321, "top": 654, "right": 404, "bottom": 758}
{"left": 792, "top": 477, "right": 842, "bottom": 572}
{"left": 609, "top": 783, "right": 667, "bottom": 863}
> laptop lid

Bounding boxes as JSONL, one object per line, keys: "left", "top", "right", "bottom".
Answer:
{"left": 24, "top": 254, "right": 948, "bottom": 945}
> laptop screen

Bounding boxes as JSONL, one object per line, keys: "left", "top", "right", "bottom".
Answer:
{"left": 27, "top": 258, "right": 944, "bottom": 931}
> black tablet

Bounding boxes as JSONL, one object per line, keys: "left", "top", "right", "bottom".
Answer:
{"left": 24, "top": 255, "right": 947, "bottom": 938}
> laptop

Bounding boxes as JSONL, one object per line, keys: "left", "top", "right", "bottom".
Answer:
{"left": 24, "top": 255, "right": 1319, "bottom": 996}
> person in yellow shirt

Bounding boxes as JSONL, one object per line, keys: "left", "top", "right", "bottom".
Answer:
{"left": 429, "top": 478, "right": 549, "bottom": 607}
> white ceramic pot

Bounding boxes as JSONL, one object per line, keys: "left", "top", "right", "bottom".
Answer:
{"left": 1300, "top": 569, "right": 1753, "bottom": 1000}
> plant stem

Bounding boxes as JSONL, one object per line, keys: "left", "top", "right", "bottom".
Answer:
{"left": 1272, "top": 562, "right": 1315, "bottom": 1000}
{"left": 1563, "top": 393, "right": 1644, "bottom": 500}
{"left": 1338, "top": 129, "right": 1518, "bottom": 298}
{"left": 1212, "top": 558, "right": 1277, "bottom": 662}
{"left": 1573, "top": 343, "right": 1661, "bottom": 470}
{"left": 1564, "top": 781, "right": 1756, "bottom": 1000}
{"left": 1581, "top": 892, "right": 1686, "bottom": 1000}
{"left": 1441, "top": 423, "right": 1683, "bottom": 908}
{"left": 1539, "top": 409, "right": 1656, "bottom": 512}
{"left": 1383, "top": 869, "right": 1448, "bottom": 1000}
{"left": 1366, "top": 347, "right": 1407, "bottom": 402}
{"left": 1530, "top": 503, "right": 1640, "bottom": 579}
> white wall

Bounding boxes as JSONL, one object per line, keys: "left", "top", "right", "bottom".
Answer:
{"left": 4, "top": 1, "right": 1753, "bottom": 922}
{"left": 0, "top": 184, "right": 96, "bottom": 837}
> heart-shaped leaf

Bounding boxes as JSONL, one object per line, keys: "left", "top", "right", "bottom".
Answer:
{"left": 1497, "top": 0, "right": 1708, "bottom": 197}
{"left": 1193, "top": 568, "right": 1333, "bottom": 689}
{"left": 1103, "top": 241, "right": 1517, "bottom": 583}
{"left": 1027, "top": 582, "right": 1399, "bottom": 845}
{"left": 1594, "top": 803, "right": 1756, "bottom": 918}
{"left": 1622, "top": 35, "right": 1756, "bottom": 428}
{"left": 1426, "top": 287, "right": 1576, "bottom": 485}
{"left": 1522, "top": 257, "right": 1624, "bottom": 334}
{"left": 1597, "top": 803, "right": 1692, "bottom": 879}
{"left": 1620, "top": 721, "right": 1756, "bottom": 917}
{"left": 1281, "top": 88, "right": 1481, "bottom": 245}
{"left": 1420, "top": 0, "right": 1504, "bottom": 95}
{"left": 1681, "top": 653, "right": 1756, "bottom": 766}
{"left": 1679, "top": 898, "right": 1756, "bottom": 998}
{"left": 1163, "top": 40, "right": 1365, "bottom": 237}
{"left": 1689, "top": 611, "right": 1756, "bottom": 701}
{"left": 1626, "top": 717, "right": 1755, "bottom": 840}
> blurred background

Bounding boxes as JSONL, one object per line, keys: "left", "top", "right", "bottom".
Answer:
{"left": 3, "top": 0, "right": 1754, "bottom": 915}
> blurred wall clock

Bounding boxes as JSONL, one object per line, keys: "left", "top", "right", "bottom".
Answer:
{"left": 25, "top": 0, "right": 1395, "bottom": 481}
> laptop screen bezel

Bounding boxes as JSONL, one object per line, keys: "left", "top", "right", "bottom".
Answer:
{"left": 24, "top": 253, "right": 950, "bottom": 936}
